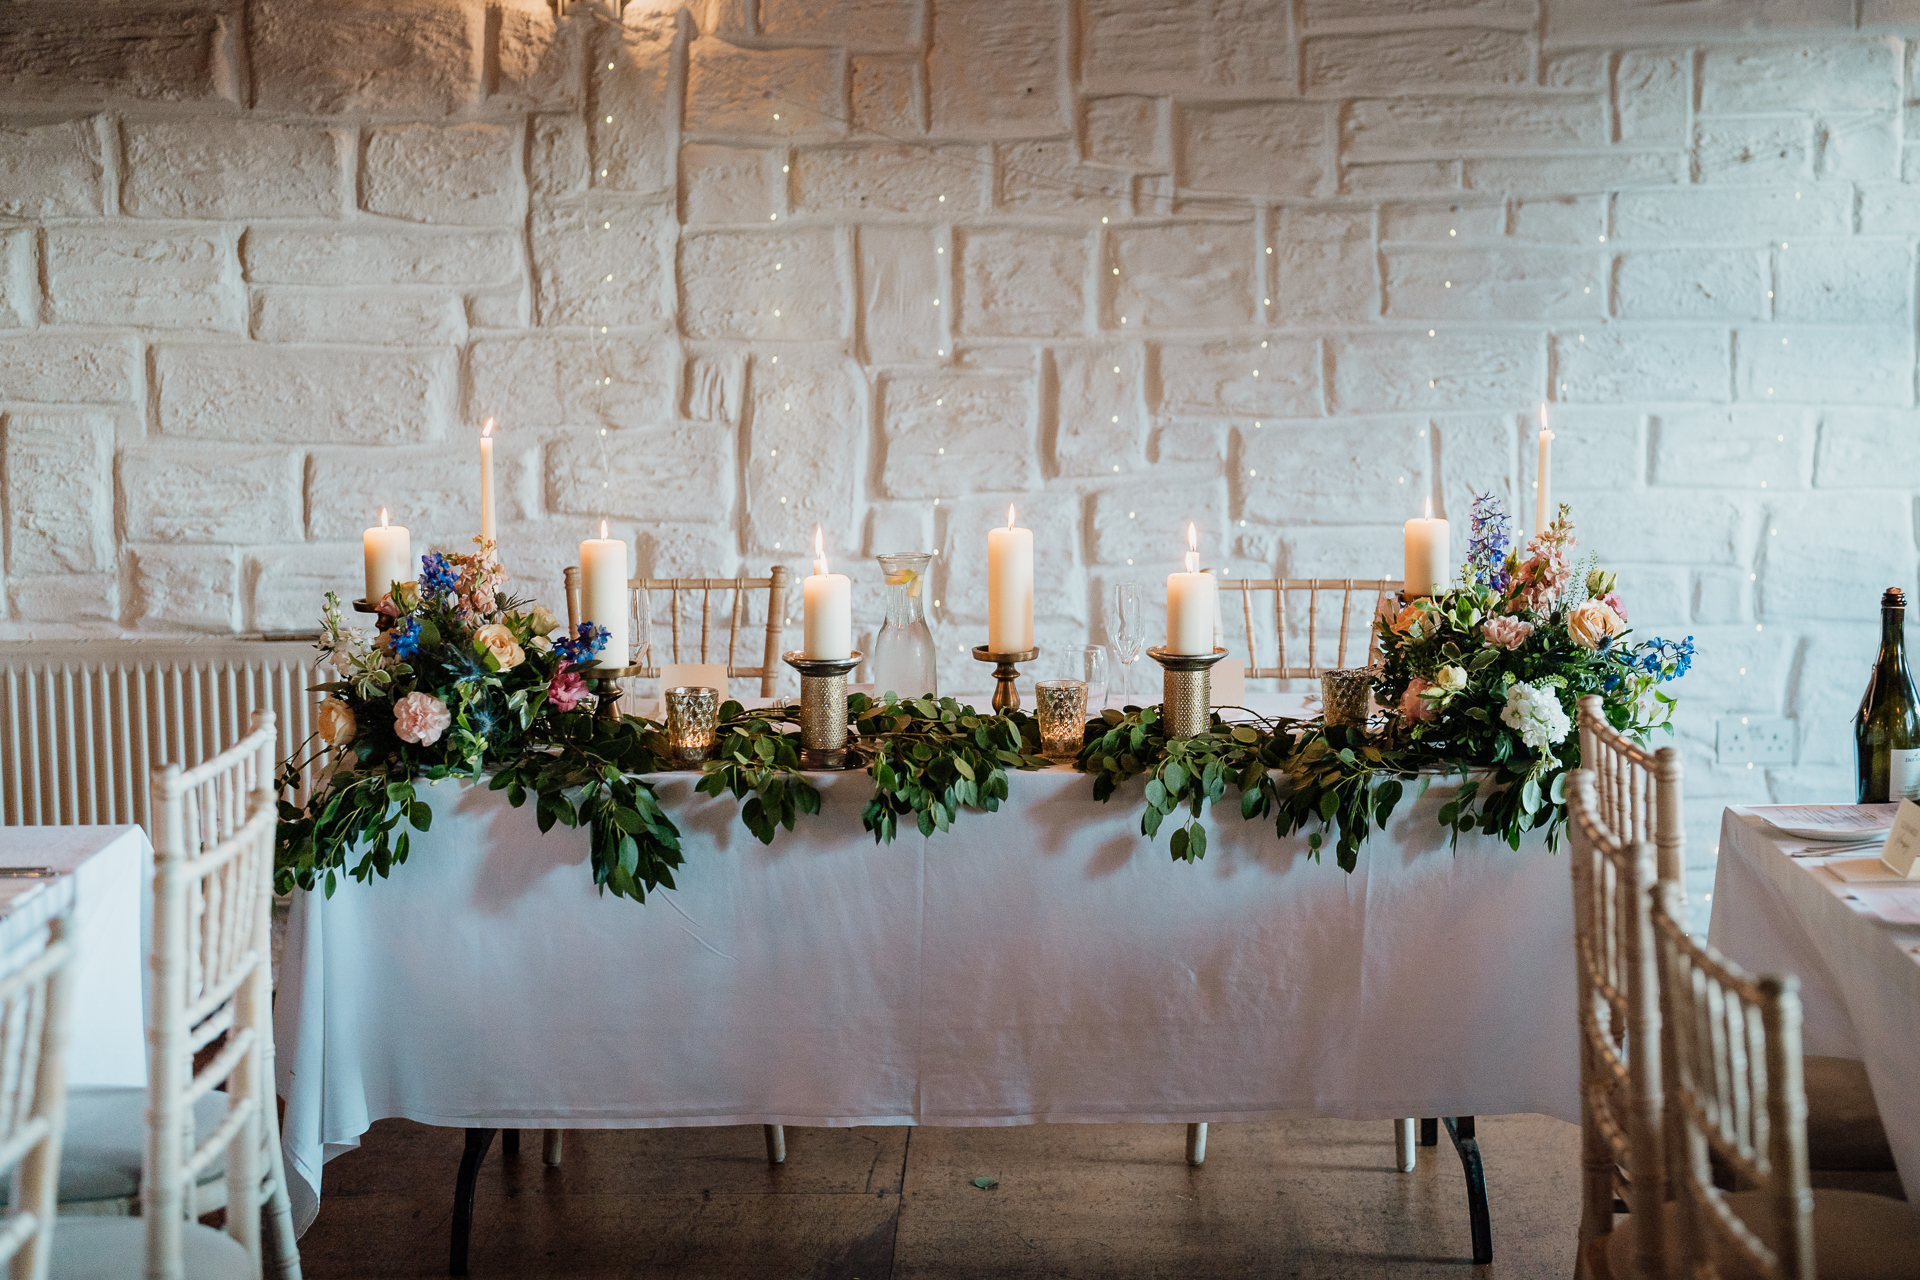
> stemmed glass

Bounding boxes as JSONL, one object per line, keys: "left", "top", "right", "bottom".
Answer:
{"left": 1112, "top": 584, "right": 1144, "bottom": 706}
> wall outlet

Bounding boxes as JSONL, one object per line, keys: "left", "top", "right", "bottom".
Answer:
{"left": 1716, "top": 717, "right": 1796, "bottom": 766}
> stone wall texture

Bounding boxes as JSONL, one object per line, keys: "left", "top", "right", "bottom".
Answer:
{"left": 4, "top": 0, "right": 1920, "bottom": 888}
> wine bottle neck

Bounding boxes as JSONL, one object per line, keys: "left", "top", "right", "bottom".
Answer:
{"left": 1881, "top": 605, "right": 1910, "bottom": 675}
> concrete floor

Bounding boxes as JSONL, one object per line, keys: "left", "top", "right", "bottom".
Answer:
{"left": 293, "top": 1113, "right": 1582, "bottom": 1278}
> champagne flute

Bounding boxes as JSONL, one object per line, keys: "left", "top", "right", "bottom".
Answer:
{"left": 1112, "top": 584, "right": 1144, "bottom": 705}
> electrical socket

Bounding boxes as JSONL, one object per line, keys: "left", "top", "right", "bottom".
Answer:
{"left": 1715, "top": 716, "right": 1796, "bottom": 766}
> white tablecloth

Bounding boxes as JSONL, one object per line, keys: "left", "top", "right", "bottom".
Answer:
{"left": 0, "top": 825, "right": 150, "bottom": 1088}
{"left": 275, "top": 720, "right": 1579, "bottom": 1234}
{"left": 1711, "top": 807, "right": 1920, "bottom": 1193}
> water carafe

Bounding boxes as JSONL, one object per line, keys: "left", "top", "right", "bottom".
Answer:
{"left": 870, "top": 553, "right": 938, "bottom": 700}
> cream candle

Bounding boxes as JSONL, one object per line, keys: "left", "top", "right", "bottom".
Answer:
{"left": 1403, "top": 497, "right": 1450, "bottom": 598}
{"left": 802, "top": 527, "right": 852, "bottom": 659}
{"left": 1535, "top": 404, "right": 1554, "bottom": 535}
{"left": 1166, "top": 523, "right": 1216, "bottom": 655}
{"left": 986, "top": 505, "right": 1034, "bottom": 653}
{"left": 479, "top": 417, "right": 496, "bottom": 542}
{"left": 579, "top": 520, "right": 630, "bottom": 670}
{"left": 362, "top": 509, "right": 410, "bottom": 604}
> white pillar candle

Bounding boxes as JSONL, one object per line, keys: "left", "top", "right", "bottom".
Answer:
{"left": 362, "top": 509, "right": 410, "bottom": 604}
{"left": 579, "top": 521, "right": 631, "bottom": 670}
{"left": 802, "top": 527, "right": 853, "bottom": 659}
{"left": 1166, "top": 523, "right": 1217, "bottom": 655}
{"left": 986, "top": 505, "right": 1034, "bottom": 653}
{"left": 1403, "top": 498, "right": 1450, "bottom": 598}
{"left": 1535, "top": 404, "right": 1554, "bottom": 536}
{"left": 479, "top": 418, "right": 496, "bottom": 543}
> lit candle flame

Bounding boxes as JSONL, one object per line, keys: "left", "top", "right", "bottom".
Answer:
{"left": 1539, "top": 401, "right": 1551, "bottom": 436}
{"left": 1006, "top": 504, "right": 1016, "bottom": 530}
{"left": 1424, "top": 494, "right": 1432, "bottom": 520}
{"left": 482, "top": 417, "right": 494, "bottom": 438}
{"left": 814, "top": 525, "right": 827, "bottom": 577}
{"left": 600, "top": 519, "right": 608, "bottom": 539}
{"left": 380, "top": 507, "right": 389, "bottom": 528}
{"left": 1185, "top": 521, "right": 1198, "bottom": 574}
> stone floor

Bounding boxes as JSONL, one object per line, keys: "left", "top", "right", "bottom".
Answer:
{"left": 293, "top": 1113, "right": 1582, "bottom": 1278}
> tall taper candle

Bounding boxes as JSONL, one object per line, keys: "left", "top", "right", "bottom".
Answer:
{"left": 802, "top": 527, "right": 853, "bottom": 659}
{"left": 579, "top": 520, "right": 630, "bottom": 670}
{"left": 479, "top": 417, "right": 496, "bottom": 542}
{"left": 986, "top": 505, "right": 1034, "bottom": 652}
{"left": 1166, "top": 523, "right": 1216, "bottom": 655}
{"left": 1535, "top": 404, "right": 1554, "bottom": 536}
{"left": 363, "top": 509, "right": 410, "bottom": 604}
{"left": 1403, "top": 497, "right": 1450, "bottom": 598}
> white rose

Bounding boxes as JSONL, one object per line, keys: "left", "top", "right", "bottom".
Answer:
{"left": 1432, "top": 665, "right": 1468, "bottom": 696}
{"left": 526, "top": 605, "right": 560, "bottom": 636}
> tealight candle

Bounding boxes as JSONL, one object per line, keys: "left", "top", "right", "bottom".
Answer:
{"left": 986, "top": 505, "right": 1033, "bottom": 652}
{"left": 579, "top": 520, "right": 630, "bottom": 670}
{"left": 1403, "top": 497, "right": 1450, "bottom": 598}
{"left": 1166, "top": 523, "right": 1216, "bottom": 655}
{"left": 362, "top": 509, "right": 410, "bottom": 604}
{"left": 802, "top": 527, "right": 852, "bottom": 658}
{"left": 1536, "top": 403, "right": 1554, "bottom": 535}
{"left": 479, "top": 418, "right": 496, "bottom": 542}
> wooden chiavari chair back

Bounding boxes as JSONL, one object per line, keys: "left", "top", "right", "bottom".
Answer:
{"left": 563, "top": 567, "right": 789, "bottom": 698}
{"left": 1215, "top": 577, "right": 1402, "bottom": 679}
{"left": 1577, "top": 694, "right": 1686, "bottom": 895}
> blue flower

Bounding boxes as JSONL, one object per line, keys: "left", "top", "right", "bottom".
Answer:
{"left": 554, "top": 622, "right": 610, "bottom": 666}
{"left": 419, "top": 552, "right": 459, "bottom": 601}
{"left": 1466, "top": 492, "right": 1512, "bottom": 592}
{"left": 390, "top": 616, "right": 423, "bottom": 660}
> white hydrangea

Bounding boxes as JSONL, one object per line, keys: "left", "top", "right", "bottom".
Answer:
{"left": 1500, "top": 681, "right": 1570, "bottom": 752}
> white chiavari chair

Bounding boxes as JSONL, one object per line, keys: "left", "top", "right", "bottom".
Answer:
{"left": 1640, "top": 882, "right": 1920, "bottom": 1280}
{"left": 563, "top": 566, "right": 790, "bottom": 698}
{"left": 51, "top": 711, "right": 300, "bottom": 1280}
{"left": 1215, "top": 576, "right": 1403, "bottom": 680}
{"left": 0, "top": 915, "right": 77, "bottom": 1280}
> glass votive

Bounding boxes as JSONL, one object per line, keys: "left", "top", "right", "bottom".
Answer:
{"left": 664, "top": 686, "right": 720, "bottom": 767}
{"left": 1321, "top": 666, "right": 1379, "bottom": 728}
{"left": 1034, "top": 679, "right": 1089, "bottom": 763}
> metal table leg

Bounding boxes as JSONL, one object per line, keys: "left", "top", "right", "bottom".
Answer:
{"left": 450, "top": 1127, "right": 496, "bottom": 1276}
{"left": 1442, "top": 1116, "right": 1492, "bottom": 1265}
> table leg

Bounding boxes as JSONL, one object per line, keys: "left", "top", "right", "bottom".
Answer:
{"left": 501, "top": 1129, "right": 519, "bottom": 1157}
{"left": 543, "top": 1130, "right": 564, "bottom": 1167}
{"left": 1420, "top": 1117, "right": 1439, "bottom": 1147}
{"left": 1186, "top": 1122, "right": 1207, "bottom": 1166}
{"left": 450, "top": 1127, "right": 496, "bottom": 1277}
{"left": 1442, "top": 1116, "right": 1492, "bottom": 1265}
{"left": 1394, "top": 1118, "right": 1417, "bottom": 1172}
{"left": 764, "top": 1124, "right": 786, "bottom": 1165}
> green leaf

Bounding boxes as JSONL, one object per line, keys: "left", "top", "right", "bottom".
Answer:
{"left": 1187, "top": 822, "right": 1207, "bottom": 861}
{"left": 1144, "top": 778, "right": 1168, "bottom": 809}
{"left": 1162, "top": 760, "right": 1188, "bottom": 795}
{"left": 1169, "top": 827, "right": 1190, "bottom": 862}
{"left": 972, "top": 1176, "right": 999, "bottom": 1190}
{"left": 409, "top": 801, "right": 433, "bottom": 830}
{"left": 1231, "top": 725, "right": 1259, "bottom": 744}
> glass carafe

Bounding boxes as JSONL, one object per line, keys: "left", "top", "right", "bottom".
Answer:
{"left": 870, "top": 552, "right": 938, "bottom": 701}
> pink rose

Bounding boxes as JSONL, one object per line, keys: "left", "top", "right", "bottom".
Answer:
{"left": 1603, "top": 591, "right": 1628, "bottom": 624}
{"left": 393, "top": 691, "right": 451, "bottom": 746}
{"left": 1398, "top": 678, "right": 1436, "bottom": 726}
{"left": 548, "top": 669, "right": 590, "bottom": 713}
{"left": 1482, "top": 616, "right": 1534, "bottom": 651}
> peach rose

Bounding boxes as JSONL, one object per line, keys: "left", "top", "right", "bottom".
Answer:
{"left": 473, "top": 623, "right": 525, "bottom": 672}
{"left": 317, "top": 698, "right": 357, "bottom": 747}
{"left": 1391, "top": 602, "right": 1427, "bottom": 635}
{"left": 393, "top": 692, "right": 451, "bottom": 747}
{"left": 1482, "top": 616, "right": 1534, "bottom": 651}
{"left": 1567, "top": 599, "right": 1626, "bottom": 650}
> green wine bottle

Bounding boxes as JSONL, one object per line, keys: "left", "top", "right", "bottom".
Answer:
{"left": 1856, "top": 586, "right": 1920, "bottom": 802}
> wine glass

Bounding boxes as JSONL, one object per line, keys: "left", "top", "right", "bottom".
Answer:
{"left": 1112, "top": 584, "right": 1145, "bottom": 705}
{"left": 1067, "top": 644, "right": 1109, "bottom": 713}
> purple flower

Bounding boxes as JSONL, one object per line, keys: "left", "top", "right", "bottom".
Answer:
{"left": 419, "top": 552, "right": 459, "bottom": 602}
{"left": 1466, "top": 492, "right": 1512, "bottom": 592}
{"left": 390, "top": 616, "right": 422, "bottom": 659}
{"left": 554, "top": 622, "right": 610, "bottom": 667}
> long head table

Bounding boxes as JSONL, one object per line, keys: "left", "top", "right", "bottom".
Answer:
{"left": 274, "top": 715, "right": 1579, "bottom": 1234}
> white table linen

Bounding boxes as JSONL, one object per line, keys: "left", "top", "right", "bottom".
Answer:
{"left": 0, "top": 825, "right": 150, "bottom": 1088}
{"left": 1710, "top": 807, "right": 1920, "bottom": 1194}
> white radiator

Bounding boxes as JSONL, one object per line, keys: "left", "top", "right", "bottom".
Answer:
{"left": 0, "top": 641, "right": 325, "bottom": 831}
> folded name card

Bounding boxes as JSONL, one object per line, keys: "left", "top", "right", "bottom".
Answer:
{"left": 1880, "top": 798, "right": 1920, "bottom": 878}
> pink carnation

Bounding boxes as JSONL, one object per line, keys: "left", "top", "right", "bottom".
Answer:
{"left": 547, "top": 669, "right": 591, "bottom": 713}
{"left": 1398, "top": 678, "right": 1436, "bottom": 726}
{"left": 1603, "top": 591, "right": 1628, "bottom": 624}
{"left": 1482, "top": 616, "right": 1534, "bottom": 651}
{"left": 393, "top": 691, "right": 451, "bottom": 746}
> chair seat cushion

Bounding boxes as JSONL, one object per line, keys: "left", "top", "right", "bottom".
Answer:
{"left": 50, "top": 1216, "right": 251, "bottom": 1280}
{"left": 1808, "top": 1056, "right": 1899, "bottom": 1172}
{"left": 1603, "top": 1189, "right": 1920, "bottom": 1280}
{"left": 31, "top": 1087, "right": 231, "bottom": 1207}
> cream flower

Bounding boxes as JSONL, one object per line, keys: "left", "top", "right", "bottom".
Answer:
{"left": 393, "top": 692, "right": 451, "bottom": 747}
{"left": 1432, "top": 665, "right": 1468, "bottom": 696}
{"left": 317, "top": 698, "right": 357, "bottom": 747}
{"left": 526, "top": 605, "right": 560, "bottom": 636}
{"left": 473, "top": 623, "right": 526, "bottom": 672}
{"left": 1500, "top": 682, "right": 1570, "bottom": 752}
{"left": 1567, "top": 599, "right": 1626, "bottom": 651}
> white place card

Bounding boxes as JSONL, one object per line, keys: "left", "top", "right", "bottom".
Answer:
{"left": 1883, "top": 799, "right": 1920, "bottom": 879}
{"left": 659, "top": 664, "right": 729, "bottom": 697}
{"left": 1827, "top": 857, "right": 1910, "bottom": 884}
{"left": 1210, "top": 657, "right": 1246, "bottom": 708}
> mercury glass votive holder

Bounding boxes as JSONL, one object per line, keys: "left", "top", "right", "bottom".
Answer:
{"left": 1321, "top": 666, "right": 1379, "bottom": 729}
{"left": 665, "top": 686, "right": 720, "bottom": 767}
{"left": 1034, "top": 679, "right": 1089, "bottom": 763}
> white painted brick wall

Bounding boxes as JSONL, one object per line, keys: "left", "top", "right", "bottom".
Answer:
{"left": 5, "top": 0, "right": 1920, "bottom": 889}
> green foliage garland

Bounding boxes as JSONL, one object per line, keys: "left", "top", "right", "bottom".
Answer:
{"left": 1075, "top": 706, "right": 1283, "bottom": 864}
{"left": 847, "top": 693, "right": 1049, "bottom": 842}
{"left": 692, "top": 702, "right": 822, "bottom": 844}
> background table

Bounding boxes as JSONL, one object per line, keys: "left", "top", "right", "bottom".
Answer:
{"left": 0, "top": 825, "right": 149, "bottom": 1088}
{"left": 275, "top": 727, "right": 1579, "bottom": 1236}
{"left": 1711, "top": 807, "right": 1920, "bottom": 1195}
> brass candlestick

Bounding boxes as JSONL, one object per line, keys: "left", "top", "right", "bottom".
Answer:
{"left": 585, "top": 664, "right": 644, "bottom": 720}
{"left": 1147, "top": 646, "right": 1228, "bottom": 740}
{"left": 970, "top": 645, "right": 1039, "bottom": 712}
{"left": 782, "top": 650, "right": 862, "bottom": 770}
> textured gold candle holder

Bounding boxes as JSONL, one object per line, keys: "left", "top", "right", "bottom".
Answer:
{"left": 782, "top": 650, "right": 863, "bottom": 770}
{"left": 1147, "top": 646, "right": 1228, "bottom": 740}
{"left": 664, "top": 686, "right": 720, "bottom": 767}
{"left": 970, "top": 645, "right": 1040, "bottom": 712}
{"left": 1321, "top": 666, "right": 1380, "bottom": 728}
{"left": 585, "top": 665, "right": 644, "bottom": 721}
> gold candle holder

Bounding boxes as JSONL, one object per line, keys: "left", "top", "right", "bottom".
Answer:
{"left": 585, "top": 664, "right": 644, "bottom": 720}
{"left": 1146, "top": 646, "right": 1228, "bottom": 740}
{"left": 782, "top": 650, "right": 862, "bottom": 770}
{"left": 1033, "top": 679, "right": 1088, "bottom": 762}
{"left": 664, "top": 686, "right": 720, "bottom": 767}
{"left": 1321, "top": 666, "right": 1380, "bottom": 728}
{"left": 970, "top": 645, "right": 1040, "bottom": 712}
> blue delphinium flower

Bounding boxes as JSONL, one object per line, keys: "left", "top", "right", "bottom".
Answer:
{"left": 554, "top": 622, "right": 609, "bottom": 666}
{"left": 390, "top": 615, "right": 423, "bottom": 660}
{"left": 1466, "top": 492, "right": 1512, "bottom": 592}
{"left": 419, "top": 552, "right": 459, "bottom": 602}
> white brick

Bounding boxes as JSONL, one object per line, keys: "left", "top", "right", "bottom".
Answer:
{"left": 793, "top": 145, "right": 981, "bottom": 216}
{"left": 880, "top": 373, "right": 1038, "bottom": 499}
{"left": 306, "top": 448, "right": 483, "bottom": 546}
{"left": 0, "top": 336, "right": 136, "bottom": 404}
{"left": 958, "top": 228, "right": 1086, "bottom": 338}
{"left": 850, "top": 56, "right": 922, "bottom": 136}
{"left": 1084, "top": 96, "right": 1161, "bottom": 170}
{"left": 1301, "top": 0, "right": 1532, "bottom": 22}
{"left": 468, "top": 335, "right": 676, "bottom": 430}
{"left": 1510, "top": 197, "right": 1602, "bottom": 243}
{"left": 1789, "top": 626, "right": 1879, "bottom": 766}
{"left": 361, "top": 124, "right": 518, "bottom": 225}
{"left": 1082, "top": 0, "right": 1291, "bottom": 94}
{"left": 1555, "top": 329, "right": 1730, "bottom": 403}
{"left": 1345, "top": 96, "right": 1606, "bottom": 161}
{"left": 1658, "top": 627, "right": 1788, "bottom": 716}
{"left": 687, "top": 39, "right": 839, "bottom": 139}
{"left": 636, "top": 524, "right": 740, "bottom": 580}
{"left": 1153, "top": 421, "right": 1226, "bottom": 466}
{"left": 1383, "top": 247, "right": 1603, "bottom": 320}
{"left": 1380, "top": 200, "right": 1503, "bottom": 242}
{"left": 123, "top": 120, "right": 339, "bottom": 220}
{"left": 1239, "top": 419, "right": 1428, "bottom": 525}
{"left": 1614, "top": 249, "right": 1771, "bottom": 321}
{"left": 1577, "top": 494, "right": 1747, "bottom": 566}
{"left": 1161, "top": 338, "right": 1320, "bottom": 418}
{"left": 680, "top": 227, "right": 845, "bottom": 341}
{"left": 928, "top": 0, "right": 1066, "bottom": 136}
{"left": 1542, "top": 48, "right": 1609, "bottom": 89}
{"left": 242, "top": 229, "right": 518, "bottom": 286}
{"left": 1700, "top": 40, "right": 1900, "bottom": 114}
{"left": 1858, "top": 186, "right": 1920, "bottom": 235}
{"left": 246, "top": 544, "right": 364, "bottom": 633}
{"left": 760, "top": 0, "right": 916, "bottom": 47}
{"left": 996, "top": 141, "right": 1128, "bottom": 216}
{"left": 545, "top": 422, "right": 733, "bottom": 518}
{"left": 1431, "top": 413, "right": 1518, "bottom": 526}
{"left": 1693, "top": 568, "right": 1751, "bottom": 626}
{"left": 1343, "top": 160, "right": 1460, "bottom": 197}
{"left": 1814, "top": 409, "right": 1920, "bottom": 486}
{"left": 1543, "top": 407, "right": 1643, "bottom": 493}
{"left": 249, "top": 0, "right": 479, "bottom": 114}
{"left": 1617, "top": 50, "right": 1687, "bottom": 145}
{"left": 939, "top": 494, "right": 1081, "bottom": 623}
{"left": 1271, "top": 526, "right": 1407, "bottom": 581}
{"left": 492, "top": 0, "right": 576, "bottom": 110}
{"left": 130, "top": 547, "right": 238, "bottom": 633}
{"left": 532, "top": 201, "right": 675, "bottom": 328}
{"left": 589, "top": 13, "right": 677, "bottom": 193}
{"left": 1761, "top": 494, "right": 1916, "bottom": 620}
{"left": 1650, "top": 408, "right": 1811, "bottom": 488}
{"left": 250, "top": 289, "right": 464, "bottom": 345}
{"left": 679, "top": 144, "right": 775, "bottom": 223}
{"left": 743, "top": 354, "right": 863, "bottom": 556}
{"left": 1179, "top": 103, "right": 1328, "bottom": 199}
{"left": 865, "top": 504, "right": 934, "bottom": 556}
{"left": 1694, "top": 118, "right": 1811, "bottom": 186}
{"left": 121, "top": 444, "right": 301, "bottom": 543}
{"left": 1737, "top": 328, "right": 1912, "bottom": 406}
{"left": 859, "top": 225, "right": 943, "bottom": 365}
{"left": 530, "top": 115, "right": 588, "bottom": 202}
{"left": 1774, "top": 242, "right": 1912, "bottom": 324}
{"left": 155, "top": 344, "right": 452, "bottom": 445}
{"left": 5, "top": 575, "right": 117, "bottom": 631}
{"left": 1821, "top": 113, "right": 1897, "bottom": 181}
{"left": 0, "top": 232, "right": 30, "bottom": 328}
{"left": 44, "top": 227, "right": 242, "bottom": 331}
{"left": 1332, "top": 331, "right": 1540, "bottom": 413}
{"left": 1462, "top": 151, "right": 1686, "bottom": 194}
{"left": 1053, "top": 343, "right": 1146, "bottom": 477}
{"left": 1273, "top": 208, "right": 1377, "bottom": 324}
{"left": 0, "top": 2, "right": 233, "bottom": 102}
{"left": 683, "top": 353, "right": 742, "bottom": 423}
{"left": 2, "top": 412, "right": 112, "bottom": 575}
{"left": 1613, "top": 186, "right": 1851, "bottom": 243}
{"left": 1088, "top": 480, "right": 1228, "bottom": 567}
{"left": 1303, "top": 29, "right": 1530, "bottom": 96}
{"left": 1108, "top": 222, "right": 1251, "bottom": 330}
{"left": 0, "top": 121, "right": 102, "bottom": 218}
